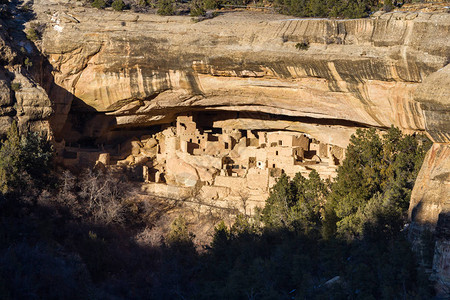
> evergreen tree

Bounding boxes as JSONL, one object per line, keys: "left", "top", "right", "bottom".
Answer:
{"left": 0, "top": 122, "right": 21, "bottom": 194}
{"left": 291, "top": 170, "right": 328, "bottom": 234}
{"left": 327, "top": 126, "right": 431, "bottom": 239}
{"left": 262, "top": 173, "right": 295, "bottom": 229}
{"left": 157, "top": 0, "right": 175, "bottom": 15}
{"left": 0, "top": 122, "right": 53, "bottom": 196}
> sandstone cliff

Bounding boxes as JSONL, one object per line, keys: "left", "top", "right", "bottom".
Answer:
{"left": 0, "top": 6, "right": 53, "bottom": 135}
{"left": 409, "top": 63, "right": 449, "bottom": 230}
{"left": 34, "top": 4, "right": 449, "bottom": 147}
{"left": 408, "top": 63, "right": 450, "bottom": 296}
{"left": 31, "top": 8, "right": 450, "bottom": 290}
{"left": 1, "top": 1, "right": 449, "bottom": 293}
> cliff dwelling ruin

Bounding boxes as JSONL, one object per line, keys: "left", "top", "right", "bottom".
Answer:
{"left": 56, "top": 112, "right": 345, "bottom": 212}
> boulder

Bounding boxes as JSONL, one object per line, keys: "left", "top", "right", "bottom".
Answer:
{"left": 97, "top": 153, "right": 110, "bottom": 165}
{"left": 144, "top": 138, "right": 158, "bottom": 149}
{"left": 165, "top": 157, "right": 199, "bottom": 187}
{"left": 117, "top": 154, "right": 135, "bottom": 166}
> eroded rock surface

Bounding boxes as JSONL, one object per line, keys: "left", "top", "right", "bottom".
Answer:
{"left": 407, "top": 41, "right": 450, "bottom": 296}
{"left": 34, "top": 5, "right": 450, "bottom": 145}
{"left": 408, "top": 143, "right": 450, "bottom": 296}
{"left": 414, "top": 64, "right": 450, "bottom": 143}
{"left": 0, "top": 8, "right": 53, "bottom": 135}
{"left": 409, "top": 144, "right": 450, "bottom": 227}
{"left": 33, "top": 6, "right": 450, "bottom": 278}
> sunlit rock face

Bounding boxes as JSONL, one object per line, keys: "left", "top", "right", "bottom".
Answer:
{"left": 408, "top": 143, "right": 450, "bottom": 296}
{"left": 408, "top": 64, "right": 449, "bottom": 296}
{"left": 37, "top": 6, "right": 449, "bottom": 146}
{"left": 413, "top": 64, "right": 450, "bottom": 143}
{"left": 409, "top": 144, "right": 450, "bottom": 226}
{"left": 409, "top": 64, "right": 450, "bottom": 228}
{"left": 12, "top": 3, "right": 449, "bottom": 224}
{"left": 0, "top": 18, "right": 53, "bottom": 135}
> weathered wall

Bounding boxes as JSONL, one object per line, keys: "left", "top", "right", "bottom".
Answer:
{"left": 408, "top": 63, "right": 450, "bottom": 296}
{"left": 0, "top": 16, "right": 53, "bottom": 135}
{"left": 409, "top": 144, "right": 450, "bottom": 227}
{"left": 35, "top": 5, "right": 450, "bottom": 146}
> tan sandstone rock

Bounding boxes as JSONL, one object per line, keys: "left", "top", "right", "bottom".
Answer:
{"left": 409, "top": 144, "right": 450, "bottom": 225}
{"left": 165, "top": 156, "right": 199, "bottom": 187}
{"left": 34, "top": 8, "right": 449, "bottom": 145}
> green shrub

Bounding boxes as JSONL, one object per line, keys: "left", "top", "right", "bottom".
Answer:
{"left": 0, "top": 122, "right": 53, "bottom": 195}
{"left": 112, "top": 0, "right": 125, "bottom": 10}
{"left": 20, "top": 3, "right": 33, "bottom": 12}
{"left": 157, "top": 0, "right": 175, "bottom": 15}
{"left": 24, "top": 58, "right": 33, "bottom": 69}
{"left": 274, "top": 0, "right": 375, "bottom": 19}
{"left": 203, "top": 0, "right": 221, "bottom": 9}
{"left": 383, "top": 0, "right": 394, "bottom": 12}
{"left": 190, "top": 0, "right": 206, "bottom": 17}
{"left": 167, "top": 216, "right": 194, "bottom": 247}
{"left": 295, "top": 41, "right": 309, "bottom": 50}
{"left": 25, "top": 28, "right": 38, "bottom": 41}
{"left": 10, "top": 83, "right": 21, "bottom": 91}
{"left": 136, "top": 0, "right": 148, "bottom": 6}
{"left": 91, "top": 0, "right": 107, "bottom": 9}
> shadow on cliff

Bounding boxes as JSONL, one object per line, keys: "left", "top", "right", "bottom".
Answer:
{"left": 0, "top": 0, "right": 119, "bottom": 146}
{"left": 2, "top": 0, "right": 36, "bottom": 30}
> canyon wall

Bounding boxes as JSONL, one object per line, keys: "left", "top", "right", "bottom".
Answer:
{"left": 0, "top": 13, "right": 53, "bottom": 134}
{"left": 32, "top": 6, "right": 450, "bottom": 291}
{"left": 1, "top": 0, "right": 449, "bottom": 293}
{"left": 34, "top": 5, "right": 449, "bottom": 147}
{"left": 408, "top": 63, "right": 450, "bottom": 296}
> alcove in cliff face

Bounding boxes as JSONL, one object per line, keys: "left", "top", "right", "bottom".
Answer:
{"left": 34, "top": 6, "right": 449, "bottom": 292}
{"left": 59, "top": 105, "right": 365, "bottom": 148}
{"left": 41, "top": 9, "right": 450, "bottom": 146}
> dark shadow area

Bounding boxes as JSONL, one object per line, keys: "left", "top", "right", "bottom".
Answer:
{"left": 410, "top": 200, "right": 423, "bottom": 224}
{"left": 53, "top": 100, "right": 375, "bottom": 151}
{"left": 2, "top": 0, "right": 36, "bottom": 33}
{"left": 194, "top": 109, "right": 373, "bottom": 129}
{"left": 0, "top": 193, "right": 436, "bottom": 300}
{"left": 436, "top": 211, "right": 450, "bottom": 240}
{"left": 0, "top": 125, "right": 436, "bottom": 299}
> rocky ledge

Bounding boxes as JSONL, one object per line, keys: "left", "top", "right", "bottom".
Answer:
{"left": 34, "top": 5, "right": 449, "bottom": 146}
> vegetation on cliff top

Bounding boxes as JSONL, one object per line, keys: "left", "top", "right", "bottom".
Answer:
{"left": 87, "top": 0, "right": 402, "bottom": 19}
{"left": 0, "top": 125, "right": 433, "bottom": 298}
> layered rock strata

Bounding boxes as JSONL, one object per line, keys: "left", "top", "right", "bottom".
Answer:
{"left": 0, "top": 15, "right": 53, "bottom": 134}
{"left": 408, "top": 64, "right": 450, "bottom": 296}
{"left": 33, "top": 8, "right": 450, "bottom": 289}
{"left": 35, "top": 6, "right": 450, "bottom": 146}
